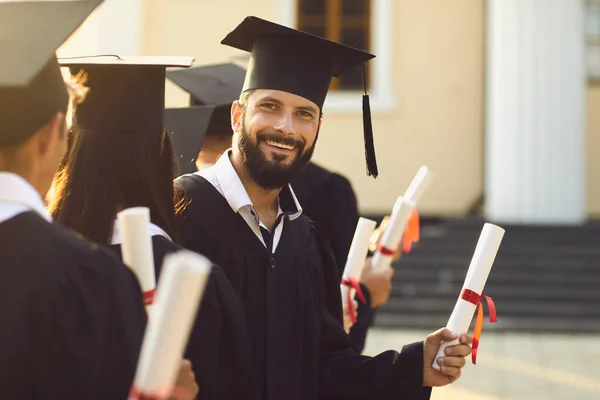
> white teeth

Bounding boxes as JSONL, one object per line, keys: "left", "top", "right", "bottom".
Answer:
{"left": 266, "top": 140, "right": 294, "bottom": 150}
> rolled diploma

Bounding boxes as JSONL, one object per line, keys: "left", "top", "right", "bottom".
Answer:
{"left": 132, "top": 250, "right": 212, "bottom": 398}
{"left": 403, "top": 165, "right": 432, "bottom": 204}
{"left": 340, "top": 218, "right": 377, "bottom": 307}
{"left": 117, "top": 207, "right": 156, "bottom": 313}
{"left": 370, "top": 197, "right": 415, "bottom": 272}
{"left": 432, "top": 223, "right": 505, "bottom": 370}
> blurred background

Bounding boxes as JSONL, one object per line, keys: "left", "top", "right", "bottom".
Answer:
{"left": 58, "top": 1, "right": 600, "bottom": 398}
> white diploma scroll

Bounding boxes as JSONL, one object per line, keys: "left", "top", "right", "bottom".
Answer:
{"left": 340, "top": 218, "right": 377, "bottom": 308}
{"left": 131, "top": 250, "right": 212, "bottom": 399}
{"left": 403, "top": 165, "right": 432, "bottom": 204}
{"left": 370, "top": 166, "right": 432, "bottom": 272}
{"left": 117, "top": 207, "right": 157, "bottom": 314}
{"left": 370, "top": 196, "right": 415, "bottom": 272}
{"left": 432, "top": 223, "right": 505, "bottom": 370}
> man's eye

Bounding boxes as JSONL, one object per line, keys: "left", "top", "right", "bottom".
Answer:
{"left": 298, "top": 110, "right": 314, "bottom": 118}
{"left": 260, "top": 103, "right": 277, "bottom": 111}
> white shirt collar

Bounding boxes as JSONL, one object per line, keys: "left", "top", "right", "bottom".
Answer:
{"left": 0, "top": 172, "right": 52, "bottom": 222}
{"left": 110, "top": 219, "right": 172, "bottom": 245}
{"left": 200, "top": 149, "right": 303, "bottom": 220}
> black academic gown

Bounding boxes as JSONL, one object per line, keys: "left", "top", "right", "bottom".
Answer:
{"left": 176, "top": 174, "right": 431, "bottom": 400}
{"left": 111, "top": 235, "right": 259, "bottom": 400}
{"left": 292, "top": 162, "right": 375, "bottom": 351}
{"left": 0, "top": 212, "right": 146, "bottom": 400}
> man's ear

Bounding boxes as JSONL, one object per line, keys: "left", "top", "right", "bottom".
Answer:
{"left": 38, "top": 112, "right": 65, "bottom": 156}
{"left": 231, "top": 101, "right": 243, "bottom": 133}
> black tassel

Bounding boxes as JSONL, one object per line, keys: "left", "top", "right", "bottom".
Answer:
{"left": 362, "top": 65, "right": 378, "bottom": 178}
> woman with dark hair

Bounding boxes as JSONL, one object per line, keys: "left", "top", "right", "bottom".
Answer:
{"left": 48, "top": 56, "right": 259, "bottom": 400}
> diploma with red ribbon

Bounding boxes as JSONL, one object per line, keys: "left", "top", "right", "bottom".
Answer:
{"left": 371, "top": 166, "right": 432, "bottom": 272}
{"left": 130, "top": 250, "right": 211, "bottom": 400}
{"left": 432, "top": 223, "right": 504, "bottom": 369}
{"left": 340, "top": 218, "right": 377, "bottom": 323}
{"left": 117, "top": 207, "right": 157, "bottom": 315}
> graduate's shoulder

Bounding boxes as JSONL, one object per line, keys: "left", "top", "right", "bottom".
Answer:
{"left": 43, "top": 217, "right": 139, "bottom": 282}
{"left": 174, "top": 172, "right": 207, "bottom": 196}
{"left": 0, "top": 212, "right": 141, "bottom": 301}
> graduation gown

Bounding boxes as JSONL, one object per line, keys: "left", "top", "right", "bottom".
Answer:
{"left": 111, "top": 235, "right": 259, "bottom": 400}
{"left": 0, "top": 212, "right": 146, "bottom": 399}
{"left": 176, "top": 174, "right": 432, "bottom": 400}
{"left": 292, "top": 162, "right": 375, "bottom": 352}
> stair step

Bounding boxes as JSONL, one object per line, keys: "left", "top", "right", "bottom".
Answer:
{"left": 381, "top": 297, "right": 600, "bottom": 318}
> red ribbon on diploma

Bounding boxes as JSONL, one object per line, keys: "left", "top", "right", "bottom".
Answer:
{"left": 460, "top": 288, "right": 497, "bottom": 364}
{"left": 129, "top": 385, "right": 195, "bottom": 400}
{"left": 375, "top": 210, "right": 421, "bottom": 257}
{"left": 376, "top": 243, "right": 395, "bottom": 256}
{"left": 341, "top": 276, "right": 367, "bottom": 323}
{"left": 403, "top": 210, "right": 420, "bottom": 253}
{"left": 129, "top": 387, "right": 162, "bottom": 400}
{"left": 143, "top": 288, "right": 156, "bottom": 306}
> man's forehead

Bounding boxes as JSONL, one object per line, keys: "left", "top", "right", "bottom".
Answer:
{"left": 249, "top": 89, "right": 320, "bottom": 112}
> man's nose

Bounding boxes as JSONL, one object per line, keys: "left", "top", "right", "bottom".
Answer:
{"left": 273, "top": 110, "right": 296, "bottom": 135}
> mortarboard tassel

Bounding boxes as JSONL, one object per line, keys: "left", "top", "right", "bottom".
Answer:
{"left": 362, "top": 64, "right": 378, "bottom": 178}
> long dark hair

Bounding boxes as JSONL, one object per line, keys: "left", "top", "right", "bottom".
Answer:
{"left": 49, "top": 124, "right": 180, "bottom": 246}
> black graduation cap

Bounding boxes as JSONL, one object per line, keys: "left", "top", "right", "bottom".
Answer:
{"left": 164, "top": 106, "right": 214, "bottom": 175}
{"left": 221, "top": 16, "right": 379, "bottom": 177}
{"left": 0, "top": 0, "right": 104, "bottom": 147}
{"left": 58, "top": 56, "right": 194, "bottom": 132}
{"left": 166, "top": 63, "right": 245, "bottom": 136}
{"left": 165, "top": 63, "right": 244, "bottom": 175}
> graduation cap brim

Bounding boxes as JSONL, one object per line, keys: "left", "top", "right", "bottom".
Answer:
{"left": 165, "top": 106, "right": 215, "bottom": 175}
{"left": 59, "top": 56, "right": 195, "bottom": 132}
{"left": 166, "top": 63, "right": 246, "bottom": 107}
{"left": 0, "top": 0, "right": 104, "bottom": 147}
{"left": 0, "top": 0, "right": 104, "bottom": 87}
{"left": 59, "top": 56, "right": 194, "bottom": 68}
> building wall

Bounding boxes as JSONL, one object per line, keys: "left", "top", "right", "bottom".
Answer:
{"left": 141, "top": 0, "right": 486, "bottom": 216}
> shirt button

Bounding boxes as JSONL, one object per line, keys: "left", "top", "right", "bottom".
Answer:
{"left": 269, "top": 256, "right": 276, "bottom": 269}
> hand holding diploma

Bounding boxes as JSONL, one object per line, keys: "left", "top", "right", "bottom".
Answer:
{"left": 130, "top": 250, "right": 212, "bottom": 400}
{"left": 432, "top": 223, "right": 504, "bottom": 370}
{"left": 340, "top": 218, "right": 377, "bottom": 325}
{"left": 423, "top": 329, "right": 473, "bottom": 386}
{"left": 371, "top": 166, "right": 432, "bottom": 272}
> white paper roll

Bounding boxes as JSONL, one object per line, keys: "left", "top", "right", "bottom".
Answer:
{"left": 371, "top": 197, "right": 415, "bottom": 272}
{"left": 117, "top": 207, "right": 156, "bottom": 308}
{"left": 432, "top": 223, "right": 505, "bottom": 370}
{"left": 403, "top": 165, "right": 432, "bottom": 204}
{"left": 340, "top": 218, "right": 377, "bottom": 307}
{"left": 132, "top": 250, "right": 212, "bottom": 398}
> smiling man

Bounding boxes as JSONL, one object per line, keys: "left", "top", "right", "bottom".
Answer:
{"left": 175, "top": 16, "right": 472, "bottom": 400}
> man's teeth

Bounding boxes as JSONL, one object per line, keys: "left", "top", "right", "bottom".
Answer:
{"left": 266, "top": 140, "right": 294, "bottom": 150}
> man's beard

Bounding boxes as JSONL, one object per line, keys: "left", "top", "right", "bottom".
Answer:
{"left": 237, "top": 118, "right": 317, "bottom": 190}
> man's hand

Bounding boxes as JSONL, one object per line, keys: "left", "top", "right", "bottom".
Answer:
{"left": 342, "top": 299, "right": 358, "bottom": 333}
{"left": 167, "top": 359, "right": 199, "bottom": 400}
{"left": 359, "top": 258, "right": 394, "bottom": 308}
{"left": 369, "top": 216, "right": 403, "bottom": 262}
{"left": 422, "top": 328, "right": 473, "bottom": 387}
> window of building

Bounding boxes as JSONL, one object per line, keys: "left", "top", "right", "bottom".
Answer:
{"left": 296, "top": 0, "right": 371, "bottom": 91}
